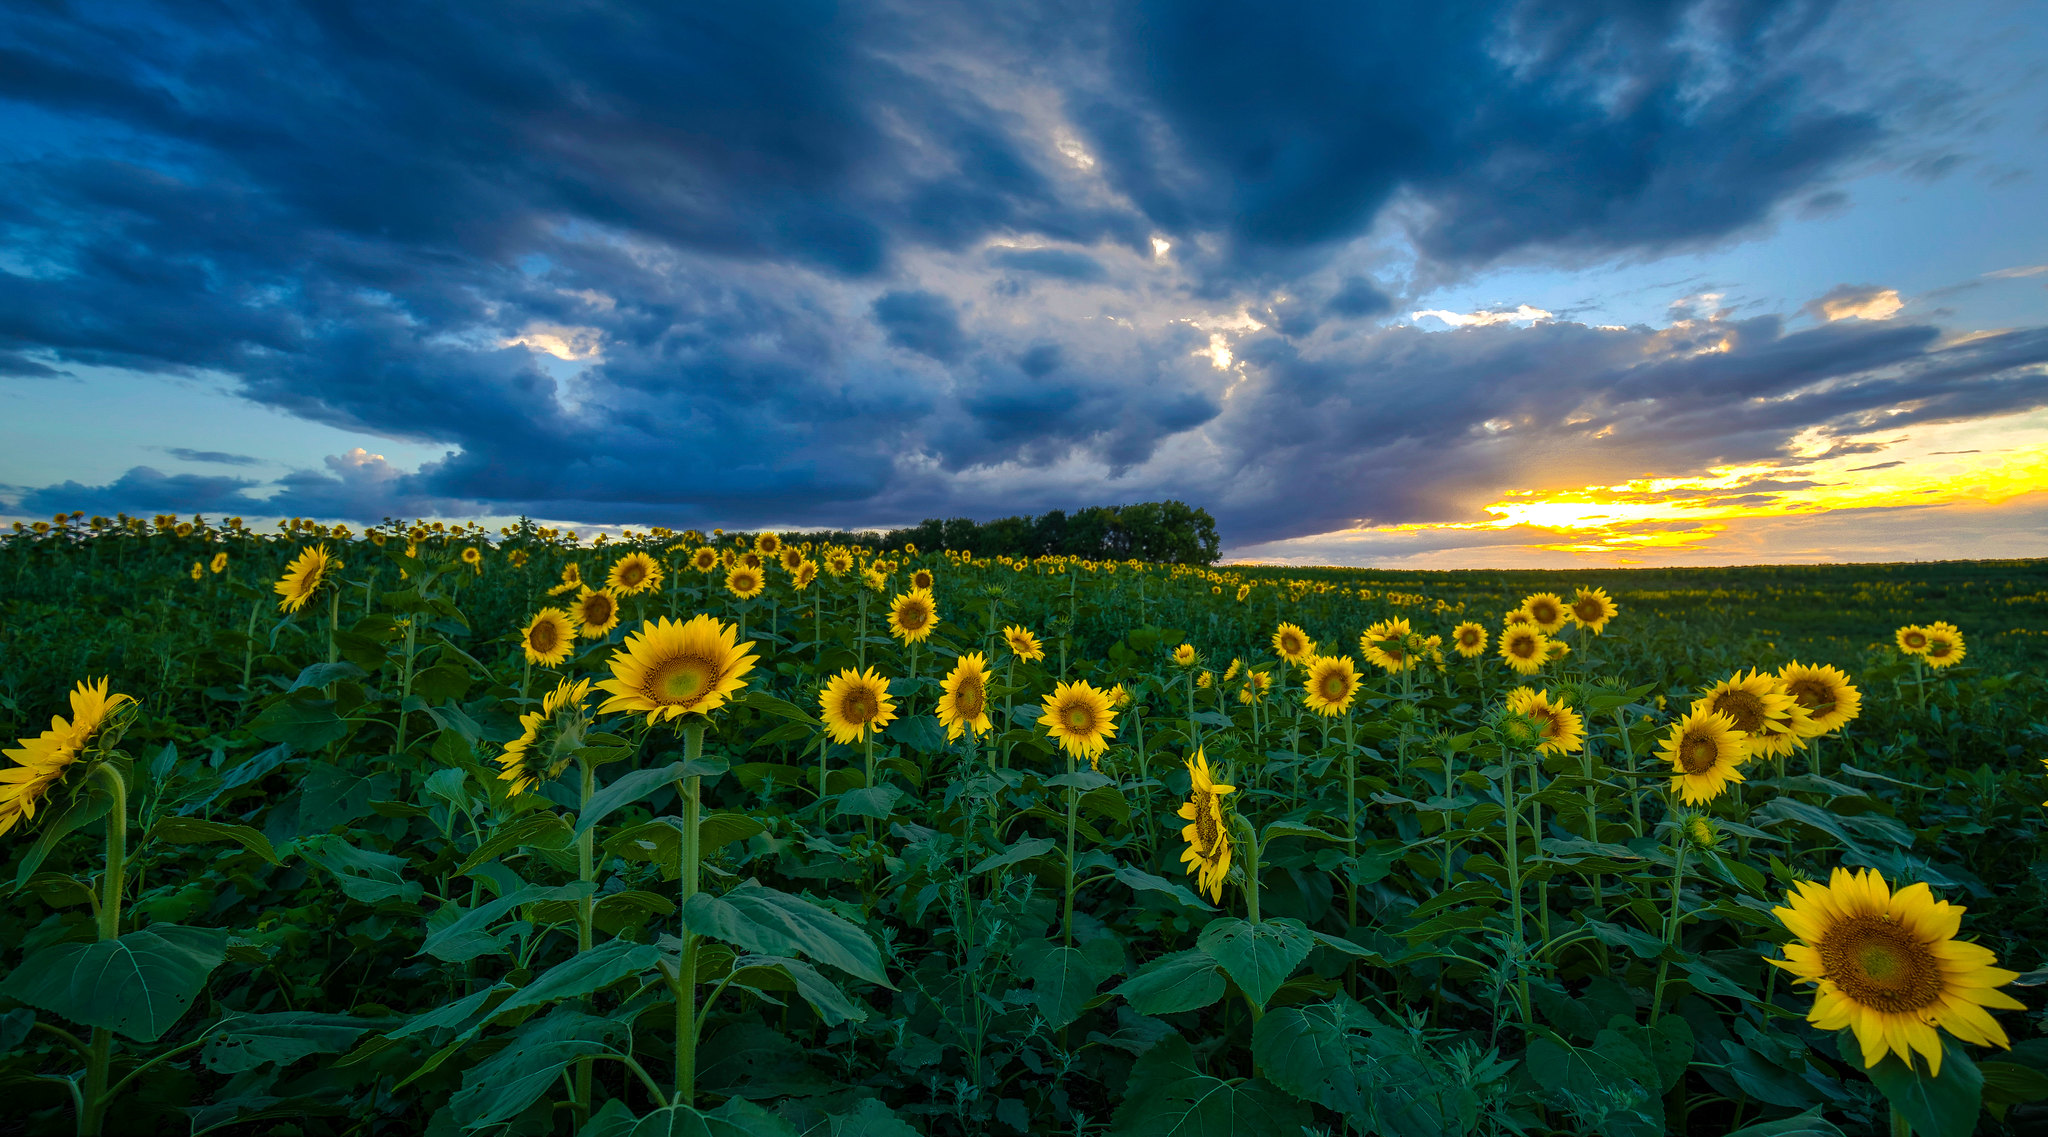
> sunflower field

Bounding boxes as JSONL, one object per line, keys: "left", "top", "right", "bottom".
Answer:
{"left": 1, "top": 513, "right": 2045, "bottom": 1137}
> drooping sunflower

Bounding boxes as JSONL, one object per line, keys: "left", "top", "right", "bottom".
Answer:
{"left": 521, "top": 608, "right": 576, "bottom": 667}
{"left": 1359, "top": 617, "right": 1416, "bottom": 674}
{"left": 725, "top": 565, "right": 766, "bottom": 601}
{"left": 911, "top": 567, "right": 935, "bottom": 591}
{"left": 1778, "top": 662, "right": 1862, "bottom": 736}
{"left": 1770, "top": 867, "right": 2024, "bottom": 1076}
{"left": 496, "top": 678, "right": 592, "bottom": 796}
{"left": 1895, "top": 625, "right": 1930, "bottom": 655}
{"left": 1108, "top": 683, "right": 1133, "bottom": 709}
{"left": 689, "top": 547, "right": 720, "bottom": 574}
{"left": 937, "top": 652, "right": 993, "bottom": 741}
{"left": 1172, "top": 643, "right": 1198, "bottom": 668}
{"left": 756, "top": 532, "right": 782, "bottom": 556}
{"left": 1921, "top": 622, "right": 1965, "bottom": 669}
{"left": 210, "top": 552, "right": 229, "bottom": 574}
{"left": 1506, "top": 688, "right": 1586, "bottom": 755}
{"left": 792, "top": 560, "right": 818, "bottom": 590}
{"left": 888, "top": 588, "right": 938, "bottom": 644}
{"left": 1, "top": 678, "right": 135, "bottom": 837}
{"left": 819, "top": 667, "right": 898, "bottom": 745}
{"left": 1223, "top": 658, "right": 1242, "bottom": 682}
{"left": 1040, "top": 681, "right": 1118, "bottom": 768}
{"left": 1659, "top": 708, "right": 1750, "bottom": 805}
{"left": 1498, "top": 626, "right": 1548, "bottom": 675}
{"left": 1177, "top": 748, "right": 1237, "bottom": 904}
{"left": 1519, "top": 592, "right": 1569, "bottom": 634}
{"left": 274, "top": 544, "right": 338, "bottom": 613}
{"left": 597, "top": 614, "right": 757, "bottom": 724}
{"left": 1238, "top": 670, "right": 1272, "bottom": 705}
{"left": 1272, "top": 623, "right": 1315, "bottom": 663}
{"left": 548, "top": 562, "right": 584, "bottom": 596}
{"left": 608, "top": 551, "right": 663, "bottom": 595}
{"left": 781, "top": 547, "right": 806, "bottom": 574}
{"left": 1569, "top": 587, "right": 1619, "bottom": 634}
{"left": 1451, "top": 622, "right": 1488, "bottom": 658}
{"left": 1301, "top": 655, "right": 1361, "bottom": 717}
{"left": 1692, "top": 669, "right": 1809, "bottom": 758}
{"left": 572, "top": 587, "right": 623, "bottom": 639}
{"left": 461, "top": 546, "right": 483, "bottom": 575}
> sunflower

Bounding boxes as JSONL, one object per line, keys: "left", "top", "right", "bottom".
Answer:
{"left": 726, "top": 566, "right": 766, "bottom": 601}
{"left": 1770, "top": 867, "right": 2024, "bottom": 1076}
{"left": 547, "top": 562, "right": 584, "bottom": 596}
{"left": 1236, "top": 584, "right": 1251, "bottom": 602}
{"left": 1, "top": 678, "right": 135, "bottom": 837}
{"left": 608, "top": 551, "right": 663, "bottom": 595}
{"left": 1506, "top": 688, "right": 1586, "bottom": 755}
{"left": 1177, "top": 748, "right": 1237, "bottom": 903}
{"left": 1272, "top": 623, "right": 1315, "bottom": 662}
{"left": 1659, "top": 708, "right": 1749, "bottom": 805}
{"left": 1504, "top": 609, "right": 1534, "bottom": 627}
{"left": 1301, "top": 655, "right": 1360, "bottom": 717}
{"left": 1921, "top": 622, "right": 1965, "bottom": 669}
{"left": 520, "top": 608, "right": 577, "bottom": 667}
{"left": 274, "top": 545, "right": 338, "bottom": 613}
{"left": 781, "top": 547, "right": 805, "bottom": 574}
{"left": 1359, "top": 617, "right": 1416, "bottom": 674}
{"left": 461, "top": 546, "right": 483, "bottom": 574}
{"left": 1692, "top": 669, "right": 1809, "bottom": 758}
{"left": 210, "top": 552, "right": 229, "bottom": 574}
{"left": 937, "top": 653, "right": 993, "bottom": 741}
{"left": 1498, "top": 626, "right": 1548, "bottom": 675}
{"left": 1895, "top": 625, "right": 1930, "bottom": 655}
{"left": 792, "top": 560, "right": 818, "bottom": 590}
{"left": 1451, "top": 622, "right": 1488, "bottom": 658}
{"left": 911, "top": 567, "right": 935, "bottom": 591}
{"left": 689, "top": 547, "right": 720, "bottom": 574}
{"left": 1519, "top": 592, "right": 1569, "bottom": 634}
{"left": 597, "top": 614, "right": 757, "bottom": 724}
{"left": 826, "top": 550, "right": 854, "bottom": 576}
{"left": 572, "top": 587, "right": 623, "bottom": 639}
{"left": 1223, "top": 659, "right": 1241, "bottom": 682}
{"left": 1172, "top": 643, "right": 1198, "bottom": 668}
{"left": 1779, "top": 662, "right": 1862, "bottom": 735}
{"left": 888, "top": 588, "right": 938, "bottom": 644}
{"left": 496, "top": 678, "right": 592, "bottom": 795}
{"left": 1238, "top": 670, "right": 1272, "bottom": 705}
{"left": 819, "top": 667, "right": 898, "bottom": 745}
{"left": 1040, "top": 681, "right": 1118, "bottom": 768}
{"left": 1108, "top": 683, "right": 1133, "bottom": 709}
{"left": 1569, "top": 587, "right": 1619, "bottom": 634}
{"left": 756, "top": 532, "right": 782, "bottom": 556}
{"left": 1197, "top": 670, "right": 1214, "bottom": 689}
{"left": 189, "top": 561, "right": 203, "bottom": 582}
{"left": 863, "top": 566, "right": 889, "bottom": 592}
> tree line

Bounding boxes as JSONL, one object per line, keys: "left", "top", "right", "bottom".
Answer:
{"left": 804, "top": 500, "right": 1221, "bottom": 565}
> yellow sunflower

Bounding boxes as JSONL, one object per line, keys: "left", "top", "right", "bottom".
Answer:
{"left": 1692, "top": 669, "right": 1810, "bottom": 758}
{"left": 781, "top": 547, "right": 805, "bottom": 574}
{"left": 496, "top": 678, "right": 592, "bottom": 795}
{"left": 1451, "top": 622, "right": 1488, "bottom": 658}
{"left": 1238, "top": 670, "right": 1271, "bottom": 705}
{"left": 1519, "top": 592, "right": 1569, "bottom": 634}
{"left": 596, "top": 614, "right": 757, "bottom": 724}
{"left": 210, "top": 552, "right": 229, "bottom": 574}
{"left": 1359, "top": 617, "right": 1416, "bottom": 674}
{"left": 1004, "top": 625, "right": 1045, "bottom": 662}
{"left": 689, "top": 547, "right": 719, "bottom": 574}
{"left": 936, "top": 652, "right": 993, "bottom": 741}
{"left": 792, "top": 560, "right": 818, "bottom": 590}
{"left": 739, "top": 551, "right": 764, "bottom": 572}
{"left": 189, "top": 561, "right": 203, "bottom": 582}
{"left": 756, "top": 532, "right": 782, "bottom": 556}
{"left": 827, "top": 550, "right": 854, "bottom": 576}
{"left": 274, "top": 544, "right": 338, "bottom": 613}
{"left": 863, "top": 566, "right": 889, "bottom": 592}
{"left": 521, "top": 608, "right": 576, "bottom": 667}
{"left": 725, "top": 565, "right": 766, "bottom": 600}
{"left": 1770, "top": 868, "right": 2025, "bottom": 1076}
{"left": 608, "top": 551, "right": 663, "bottom": 595}
{"left": 1895, "top": 625, "right": 1930, "bottom": 655}
{"left": 1301, "top": 655, "right": 1360, "bottom": 717}
{"left": 1659, "top": 708, "right": 1750, "bottom": 805}
{"left": 888, "top": 588, "right": 938, "bottom": 644}
{"left": 1172, "top": 643, "right": 1198, "bottom": 668}
{"left": 548, "top": 562, "right": 584, "bottom": 596}
{"left": 1778, "top": 662, "right": 1862, "bottom": 735}
{"left": 1568, "top": 587, "right": 1618, "bottom": 634}
{"left": 1921, "top": 622, "right": 1965, "bottom": 669}
{"left": 1498, "top": 626, "right": 1548, "bottom": 675}
{"left": 1177, "top": 748, "right": 1237, "bottom": 903}
{"left": 1040, "top": 681, "right": 1118, "bottom": 768}
{"left": 1272, "top": 623, "right": 1315, "bottom": 662}
{"left": 1197, "top": 670, "right": 1214, "bottom": 689}
{"left": 911, "top": 567, "right": 935, "bottom": 591}
{"left": 819, "top": 667, "right": 898, "bottom": 745}
{"left": 1506, "top": 688, "right": 1585, "bottom": 755}
{"left": 461, "top": 546, "right": 483, "bottom": 574}
{"left": 1, "top": 678, "right": 135, "bottom": 838}
{"left": 572, "top": 587, "right": 623, "bottom": 639}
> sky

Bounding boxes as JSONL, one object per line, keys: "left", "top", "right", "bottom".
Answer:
{"left": 1, "top": 0, "right": 2045, "bottom": 566}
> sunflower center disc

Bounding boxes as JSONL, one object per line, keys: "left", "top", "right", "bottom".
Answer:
{"left": 844, "top": 690, "right": 876, "bottom": 723}
{"left": 531, "top": 625, "right": 557, "bottom": 652}
{"left": 1713, "top": 690, "right": 1766, "bottom": 732}
{"left": 1821, "top": 915, "right": 1942, "bottom": 1013}
{"left": 1785, "top": 679, "right": 1832, "bottom": 710}
{"left": 1067, "top": 707, "right": 1090, "bottom": 730}
{"left": 957, "top": 682, "right": 983, "bottom": 717}
{"left": 1191, "top": 794, "right": 1218, "bottom": 850}
{"left": 653, "top": 656, "right": 713, "bottom": 703}
{"left": 1574, "top": 601, "right": 1600, "bottom": 621}
{"left": 1323, "top": 678, "right": 1343, "bottom": 698}
{"left": 1682, "top": 736, "right": 1719, "bottom": 774}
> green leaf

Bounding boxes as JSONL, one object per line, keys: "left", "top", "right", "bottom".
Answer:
{"left": 832, "top": 785, "right": 905, "bottom": 820}
{"left": 1111, "top": 1034, "right": 1310, "bottom": 1136}
{"left": 682, "top": 881, "right": 890, "bottom": 987}
{"left": 1196, "top": 917, "right": 1314, "bottom": 1009}
{"left": 800, "top": 1098, "right": 919, "bottom": 1137}
{"left": 1079, "top": 784, "right": 1130, "bottom": 824}
{"left": 572, "top": 759, "right": 726, "bottom": 840}
{"left": 11, "top": 792, "right": 113, "bottom": 889}
{"left": 1259, "top": 820, "right": 1346, "bottom": 845}
{"left": 1017, "top": 941, "right": 1108, "bottom": 1029}
{"left": 249, "top": 692, "right": 347, "bottom": 750}
{"left": 201, "top": 1012, "right": 376, "bottom": 1073}
{"left": 300, "top": 835, "right": 423, "bottom": 905}
{"left": 1525, "top": 1028, "right": 1662, "bottom": 1137}
{"left": 582, "top": 1096, "right": 803, "bottom": 1137}
{"left": 287, "top": 661, "right": 365, "bottom": 691}
{"left": 455, "top": 810, "right": 575, "bottom": 874}
{"left": 1981, "top": 1059, "right": 2048, "bottom": 1105}
{"left": 151, "top": 815, "right": 285, "bottom": 865}
{"left": 884, "top": 714, "right": 945, "bottom": 754}
{"left": 1863, "top": 1039, "right": 1984, "bottom": 1137}
{"left": 1112, "top": 866, "right": 1217, "bottom": 911}
{"left": 1251, "top": 1001, "right": 1374, "bottom": 1113}
{"left": 421, "top": 881, "right": 594, "bottom": 963}
{"left": 0, "top": 923, "right": 228, "bottom": 1042}
{"left": 739, "top": 690, "right": 819, "bottom": 725}
{"left": 970, "top": 837, "right": 1058, "bottom": 874}
{"left": 1114, "top": 949, "right": 1226, "bottom": 1016}
{"left": 1722, "top": 1108, "right": 1846, "bottom": 1137}
{"left": 445, "top": 1008, "right": 624, "bottom": 1130}
{"left": 21, "top": 872, "right": 96, "bottom": 908}
{"left": 488, "top": 940, "right": 659, "bottom": 1021}
{"left": 727, "top": 954, "right": 868, "bottom": 1027}
{"left": 701, "top": 811, "right": 766, "bottom": 852}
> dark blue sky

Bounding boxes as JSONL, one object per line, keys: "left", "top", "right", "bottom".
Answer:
{"left": 3, "top": 0, "right": 2045, "bottom": 563}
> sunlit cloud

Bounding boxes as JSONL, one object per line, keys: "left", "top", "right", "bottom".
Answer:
{"left": 1985, "top": 265, "right": 2048, "bottom": 279}
{"left": 1410, "top": 304, "right": 1553, "bottom": 328}
{"left": 501, "top": 324, "right": 604, "bottom": 361}
{"left": 1809, "top": 284, "right": 1904, "bottom": 322}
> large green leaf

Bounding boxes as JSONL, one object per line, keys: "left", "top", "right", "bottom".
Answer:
{"left": 572, "top": 759, "right": 727, "bottom": 840}
{"left": 1114, "top": 949, "right": 1226, "bottom": 1016}
{"left": 801, "top": 1098, "right": 920, "bottom": 1137}
{"left": 682, "top": 881, "right": 890, "bottom": 987}
{"left": 1863, "top": 1039, "right": 1984, "bottom": 1137}
{"left": 299, "top": 835, "right": 423, "bottom": 905}
{"left": 201, "top": 1012, "right": 376, "bottom": 1073}
{"left": 1723, "top": 1108, "right": 1847, "bottom": 1137}
{"left": 1111, "top": 1034, "right": 1310, "bottom": 1136}
{"left": 445, "top": 1009, "right": 624, "bottom": 1129}
{"left": 487, "top": 940, "right": 659, "bottom": 1021}
{"left": 0, "top": 923, "right": 228, "bottom": 1042}
{"left": 151, "top": 815, "right": 285, "bottom": 866}
{"left": 727, "top": 955, "right": 868, "bottom": 1026}
{"left": 1524, "top": 1028, "right": 1662, "bottom": 1137}
{"left": 420, "top": 881, "right": 594, "bottom": 962}
{"left": 1195, "top": 917, "right": 1314, "bottom": 1009}
{"left": 249, "top": 692, "right": 348, "bottom": 750}
{"left": 1016, "top": 941, "right": 1108, "bottom": 1029}
{"left": 580, "top": 1096, "right": 801, "bottom": 1137}
{"left": 1251, "top": 1001, "right": 1374, "bottom": 1113}
{"left": 455, "top": 810, "right": 575, "bottom": 874}
{"left": 1113, "top": 866, "right": 1217, "bottom": 911}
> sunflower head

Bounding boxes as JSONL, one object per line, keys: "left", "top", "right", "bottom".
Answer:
{"left": 911, "top": 568, "right": 935, "bottom": 591}
{"left": 1359, "top": 617, "right": 1415, "bottom": 674}
{"left": 522, "top": 608, "right": 577, "bottom": 667}
{"left": 1, "top": 678, "right": 138, "bottom": 838}
{"left": 937, "top": 652, "right": 992, "bottom": 741}
{"left": 1519, "top": 592, "right": 1568, "bottom": 633}
{"left": 887, "top": 588, "right": 938, "bottom": 644}
{"left": 1040, "top": 681, "right": 1118, "bottom": 767}
{"left": 1451, "top": 622, "right": 1488, "bottom": 658}
{"left": 1770, "top": 867, "right": 2024, "bottom": 1077}
{"left": 726, "top": 566, "right": 766, "bottom": 601}
{"left": 1691, "top": 669, "right": 1810, "bottom": 756}
{"left": 1498, "top": 626, "right": 1549, "bottom": 675}
{"left": 1895, "top": 625, "right": 1930, "bottom": 654}
{"left": 596, "top": 614, "right": 757, "bottom": 725}
{"left": 1920, "top": 622, "right": 1965, "bottom": 668}
{"left": 274, "top": 544, "right": 339, "bottom": 613}
{"left": 1659, "top": 708, "right": 1749, "bottom": 806}
{"left": 690, "top": 547, "right": 720, "bottom": 574}
{"left": 189, "top": 561, "right": 203, "bottom": 581}
{"left": 1505, "top": 687, "right": 1586, "bottom": 755}
{"left": 1176, "top": 747, "right": 1237, "bottom": 903}
{"left": 1683, "top": 814, "right": 1722, "bottom": 852}
{"left": 497, "top": 678, "right": 593, "bottom": 795}
{"left": 827, "top": 550, "right": 854, "bottom": 576}
{"left": 819, "top": 666, "right": 898, "bottom": 745}
{"left": 792, "top": 560, "right": 818, "bottom": 590}
{"left": 781, "top": 547, "right": 806, "bottom": 573}
{"left": 608, "top": 551, "right": 663, "bottom": 595}
{"left": 1779, "top": 662, "right": 1862, "bottom": 735}
{"left": 210, "top": 552, "right": 229, "bottom": 574}
{"left": 1301, "top": 655, "right": 1360, "bottom": 717}
{"left": 1272, "top": 623, "right": 1314, "bottom": 661}
{"left": 573, "top": 587, "right": 622, "bottom": 639}
{"left": 1172, "top": 643, "right": 1198, "bottom": 668}
{"left": 1569, "top": 587, "right": 1618, "bottom": 634}
{"left": 756, "top": 532, "right": 782, "bottom": 556}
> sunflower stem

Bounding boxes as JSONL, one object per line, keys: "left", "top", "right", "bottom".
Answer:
{"left": 1500, "top": 739, "right": 1533, "bottom": 1040}
{"left": 79, "top": 762, "right": 129, "bottom": 1137}
{"left": 675, "top": 724, "right": 706, "bottom": 1106}
{"left": 1649, "top": 831, "right": 1689, "bottom": 1026}
{"left": 572, "top": 758, "right": 597, "bottom": 1125}
{"left": 1062, "top": 748, "right": 1078, "bottom": 947}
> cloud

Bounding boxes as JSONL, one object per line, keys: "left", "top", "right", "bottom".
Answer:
{"left": 1410, "top": 304, "right": 1554, "bottom": 328}
{"left": 1806, "top": 284, "right": 1905, "bottom": 322}
{"left": 1986, "top": 265, "right": 2048, "bottom": 279}
{"left": 164, "top": 448, "right": 263, "bottom": 467}
{"left": 987, "top": 247, "right": 1108, "bottom": 281}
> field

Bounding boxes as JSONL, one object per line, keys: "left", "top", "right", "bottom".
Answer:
{"left": 1, "top": 516, "right": 2045, "bottom": 1137}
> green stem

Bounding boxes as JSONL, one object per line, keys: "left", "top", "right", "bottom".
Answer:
{"left": 80, "top": 763, "right": 129, "bottom": 1137}
{"left": 1063, "top": 748, "right": 1078, "bottom": 947}
{"left": 674, "top": 724, "right": 706, "bottom": 1105}
{"left": 1649, "top": 836, "right": 1690, "bottom": 1026}
{"left": 1501, "top": 744, "right": 1532, "bottom": 1039}
{"left": 573, "top": 759, "right": 597, "bottom": 1123}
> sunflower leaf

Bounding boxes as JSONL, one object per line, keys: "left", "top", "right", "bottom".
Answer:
{"left": 0, "top": 923, "right": 228, "bottom": 1042}
{"left": 1197, "top": 917, "right": 1315, "bottom": 1009}
{"left": 572, "top": 759, "right": 726, "bottom": 840}
{"left": 1863, "top": 1039, "right": 1984, "bottom": 1137}
{"left": 1112, "top": 1033, "right": 1309, "bottom": 1136}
